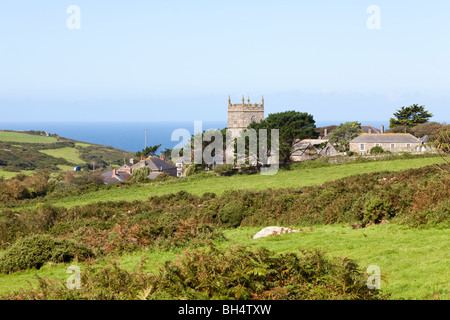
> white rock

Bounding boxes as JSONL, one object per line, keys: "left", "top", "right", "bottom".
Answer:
{"left": 252, "top": 226, "right": 299, "bottom": 239}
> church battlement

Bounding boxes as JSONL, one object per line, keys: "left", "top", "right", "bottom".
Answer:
{"left": 227, "top": 95, "right": 265, "bottom": 137}
{"left": 228, "top": 96, "right": 264, "bottom": 111}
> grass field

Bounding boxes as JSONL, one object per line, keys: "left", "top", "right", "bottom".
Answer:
{"left": 0, "top": 169, "right": 35, "bottom": 179}
{"left": 0, "top": 223, "right": 447, "bottom": 299}
{"left": 0, "top": 131, "right": 58, "bottom": 144}
{"left": 40, "top": 147, "right": 87, "bottom": 165}
{"left": 35, "top": 156, "right": 446, "bottom": 209}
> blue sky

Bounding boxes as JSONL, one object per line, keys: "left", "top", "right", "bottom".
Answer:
{"left": 0, "top": 0, "right": 449, "bottom": 124}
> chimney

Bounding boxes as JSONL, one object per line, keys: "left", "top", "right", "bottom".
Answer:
{"left": 130, "top": 158, "right": 134, "bottom": 165}
{"left": 381, "top": 124, "right": 384, "bottom": 134}
{"left": 112, "top": 168, "right": 116, "bottom": 177}
{"left": 368, "top": 128, "right": 372, "bottom": 134}
{"left": 324, "top": 128, "right": 328, "bottom": 137}
{"left": 160, "top": 153, "right": 164, "bottom": 160}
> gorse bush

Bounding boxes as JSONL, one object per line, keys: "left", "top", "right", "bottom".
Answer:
{"left": 0, "top": 245, "right": 388, "bottom": 300}
{"left": 219, "top": 201, "right": 245, "bottom": 228}
{"left": 0, "top": 235, "right": 94, "bottom": 274}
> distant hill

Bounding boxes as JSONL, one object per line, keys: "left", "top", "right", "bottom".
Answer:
{"left": 0, "top": 130, "right": 135, "bottom": 177}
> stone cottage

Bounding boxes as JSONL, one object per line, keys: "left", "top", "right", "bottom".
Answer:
{"left": 291, "top": 139, "right": 341, "bottom": 162}
{"left": 349, "top": 133, "right": 421, "bottom": 155}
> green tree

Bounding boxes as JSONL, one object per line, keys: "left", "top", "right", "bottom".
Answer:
{"left": 328, "top": 122, "right": 363, "bottom": 152}
{"left": 131, "top": 166, "right": 150, "bottom": 183}
{"left": 248, "top": 110, "right": 318, "bottom": 165}
{"left": 136, "top": 144, "right": 161, "bottom": 158}
{"left": 389, "top": 104, "right": 433, "bottom": 128}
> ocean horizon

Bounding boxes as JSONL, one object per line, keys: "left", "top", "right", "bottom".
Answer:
{"left": 0, "top": 120, "right": 390, "bottom": 153}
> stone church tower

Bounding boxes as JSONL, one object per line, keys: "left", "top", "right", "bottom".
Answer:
{"left": 227, "top": 95, "right": 264, "bottom": 138}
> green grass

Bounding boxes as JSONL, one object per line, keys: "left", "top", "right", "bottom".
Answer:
{"left": 39, "top": 147, "right": 86, "bottom": 165}
{"left": 74, "top": 142, "right": 92, "bottom": 148}
{"left": 218, "top": 224, "right": 450, "bottom": 300}
{"left": 1, "top": 224, "right": 447, "bottom": 299}
{"left": 0, "top": 169, "right": 35, "bottom": 179}
{"left": 0, "top": 131, "right": 58, "bottom": 144}
{"left": 37, "top": 156, "right": 445, "bottom": 209}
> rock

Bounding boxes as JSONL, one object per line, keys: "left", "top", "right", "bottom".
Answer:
{"left": 252, "top": 226, "right": 299, "bottom": 239}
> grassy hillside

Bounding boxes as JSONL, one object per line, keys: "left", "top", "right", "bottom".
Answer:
{"left": 27, "top": 155, "right": 445, "bottom": 209}
{"left": 0, "top": 130, "right": 134, "bottom": 177}
{"left": 0, "top": 162, "right": 447, "bottom": 300}
{"left": 40, "top": 147, "right": 87, "bottom": 165}
{"left": 0, "top": 131, "right": 58, "bottom": 144}
{"left": 0, "top": 224, "right": 447, "bottom": 299}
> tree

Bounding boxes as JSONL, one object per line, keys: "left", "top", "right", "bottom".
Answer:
{"left": 389, "top": 104, "right": 433, "bottom": 128}
{"left": 131, "top": 166, "right": 150, "bottom": 183}
{"left": 248, "top": 110, "right": 318, "bottom": 165}
{"left": 328, "top": 122, "right": 363, "bottom": 152}
{"left": 136, "top": 144, "right": 161, "bottom": 158}
{"left": 410, "top": 122, "right": 449, "bottom": 141}
{"left": 432, "top": 129, "right": 450, "bottom": 172}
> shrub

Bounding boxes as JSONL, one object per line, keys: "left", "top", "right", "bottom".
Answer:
{"left": 219, "top": 201, "right": 244, "bottom": 228}
{"left": 131, "top": 167, "right": 150, "bottom": 183}
{"left": 149, "top": 245, "right": 388, "bottom": 300}
{"left": 185, "top": 164, "right": 203, "bottom": 177}
{"left": 0, "top": 245, "right": 387, "bottom": 300}
{"left": 0, "top": 235, "right": 94, "bottom": 274}
{"left": 346, "top": 151, "right": 357, "bottom": 156}
{"left": 361, "top": 196, "right": 395, "bottom": 225}
{"left": 369, "top": 146, "right": 385, "bottom": 154}
{"left": 213, "top": 164, "right": 234, "bottom": 176}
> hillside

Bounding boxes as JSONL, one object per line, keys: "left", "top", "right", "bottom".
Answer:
{"left": 0, "top": 163, "right": 448, "bottom": 299}
{"left": 0, "top": 130, "right": 135, "bottom": 177}
{"left": 11, "top": 154, "right": 446, "bottom": 210}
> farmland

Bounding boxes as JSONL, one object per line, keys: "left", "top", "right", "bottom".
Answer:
{"left": 0, "top": 159, "right": 448, "bottom": 300}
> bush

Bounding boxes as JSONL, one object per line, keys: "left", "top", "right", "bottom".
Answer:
{"left": 346, "top": 151, "right": 357, "bottom": 156}
{"left": 0, "top": 245, "right": 387, "bottom": 300}
{"left": 131, "top": 167, "right": 150, "bottom": 183}
{"left": 361, "top": 196, "right": 395, "bottom": 226}
{"left": 185, "top": 164, "right": 203, "bottom": 177}
{"left": 219, "top": 201, "right": 244, "bottom": 228}
{"left": 369, "top": 146, "right": 385, "bottom": 154}
{"left": 0, "top": 235, "right": 94, "bottom": 274}
{"left": 148, "top": 245, "right": 386, "bottom": 300}
{"left": 213, "top": 164, "right": 234, "bottom": 176}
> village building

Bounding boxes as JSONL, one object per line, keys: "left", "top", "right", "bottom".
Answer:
{"left": 291, "top": 139, "right": 341, "bottom": 162}
{"left": 349, "top": 133, "right": 422, "bottom": 155}
{"left": 101, "top": 155, "right": 177, "bottom": 184}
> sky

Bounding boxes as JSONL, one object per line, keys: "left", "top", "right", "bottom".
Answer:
{"left": 0, "top": 0, "right": 449, "bottom": 124}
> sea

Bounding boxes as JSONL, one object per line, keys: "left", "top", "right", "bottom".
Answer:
{"left": 0, "top": 120, "right": 390, "bottom": 153}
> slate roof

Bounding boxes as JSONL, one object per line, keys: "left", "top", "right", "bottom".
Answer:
{"left": 103, "top": 174, "right": 130, "bottom": 184}
{"left": 350, "top": 133, "right": 419, "bottom": 143}
{"left": 135, "top": 157, "right": 177, "bottom": 171}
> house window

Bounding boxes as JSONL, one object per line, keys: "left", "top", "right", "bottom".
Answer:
{"left": 390, "top": 144, "right": 395, "bottom": 149}
{"left": 375, "top": 143, "right": 380, "bottom": 147}
{"left": 406, "top": 143, "right": 411, "bottom": 148}
{"left": 360, "top": 144, "right": 365, "bottom": 151}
